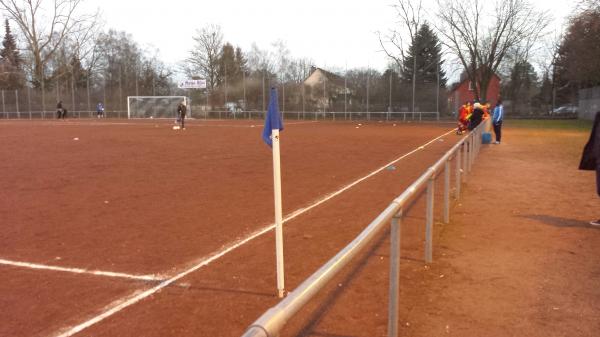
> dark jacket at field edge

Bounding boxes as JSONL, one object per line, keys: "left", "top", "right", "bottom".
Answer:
{"left": 579, "top": 111, "right": 600, "bottom": 170}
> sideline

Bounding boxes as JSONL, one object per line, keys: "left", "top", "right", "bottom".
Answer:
{"left": 0, "top": 120, "right": 318, "bottom": 127}
{"left": 0, "top": 258, "right": 162, "bottom": 282}
{"left": 52, "top": 128, "right": 456, "bottom": 337}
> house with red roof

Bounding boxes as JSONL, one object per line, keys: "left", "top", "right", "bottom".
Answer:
{"left": 448, "top": 70, "right": 501, "bottom": 113}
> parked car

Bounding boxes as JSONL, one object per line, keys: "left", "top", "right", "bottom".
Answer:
{"left": 224, "top": 102, "right": 243, "bottom": 117}
{"left": 551, "top": 105, "right": 578, "bottom": 115}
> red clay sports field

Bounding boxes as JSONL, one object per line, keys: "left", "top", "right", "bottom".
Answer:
{"left": 1, "top": 118, "right": 463, "bottom": 337}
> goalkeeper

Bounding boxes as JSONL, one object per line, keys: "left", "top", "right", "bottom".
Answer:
{"left": 177, "top": 101, "right": 187, "bottom": 129}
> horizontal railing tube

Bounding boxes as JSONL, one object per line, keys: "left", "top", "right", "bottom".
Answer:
{"left": 242, "top": 165, "right": 440, "bottom": 337}
{"left": 242, "top": 201, "right": 402, "bottom": 337}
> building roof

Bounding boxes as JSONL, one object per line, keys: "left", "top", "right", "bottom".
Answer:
{"left": 305, "top": 67, "right": 346, "bottom": 88}
{"left": 450, "top": 67, "right": 501, "bottom": 93}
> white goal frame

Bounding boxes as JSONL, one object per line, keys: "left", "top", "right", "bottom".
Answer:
{"left": 126, "top": 96, "right": 189, "bottom": 119}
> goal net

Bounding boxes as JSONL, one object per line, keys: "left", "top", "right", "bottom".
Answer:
{"left": 127, "top": 96, "right": 189, "bottom": 119}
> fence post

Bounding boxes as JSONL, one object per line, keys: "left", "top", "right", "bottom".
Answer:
{"left": 388, "top": 211, "right": 402, "bottom": 337}
{"left": 444, "top": 160, "right": 450, "bottom": 224}
{"left": 27, "top": 87, "right": 31, "bottom": 119}
{"left": 71, "top": 71, "right": 76, "bottom": 118}
{"left": 15, "top": 90, "right": 19, "bottom": 119}
{"left": 455, "top": 148, "right": 461, "bottom": 198}
{"left": 425, "top": 177, "right": 434, "bottom": 263}
{"left": 2, "top": 90, "right": 5, "bottom": 119}
{"left": 87, "top": 77, "right": 91, "bottom": 118}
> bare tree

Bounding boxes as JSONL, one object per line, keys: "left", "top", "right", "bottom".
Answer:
{"left": 576, "top": 0, "right": 600, "bottom": 12}
{"left": 286, "top": 58, "right": 313, "bottom": 83}
{"left": 246, "top": 42, "right": 274, "bottom": 76}
{"left": 435, "top": 0, "right": 550, "bottom": 102}
{"left": 378, "top": 0, "right": 423, "bottom": 112}
{"left": 271, "top": 39, "right": 290, "bottom": 82}
{"left": 532, "top": 32, "right": 562, "bottom": 111}
{"left": 0, "top": 0, "right": 99, "bottom": 88}
{"left": 185, "top": 24, "right": 223, "bottom": 90}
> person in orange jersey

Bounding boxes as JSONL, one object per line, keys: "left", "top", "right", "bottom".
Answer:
{"left": 457, "top": 101, "right": 471, "bottom": 134}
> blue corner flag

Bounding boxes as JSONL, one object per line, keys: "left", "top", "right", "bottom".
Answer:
{"left": 262, "top": 87, "right": 284, "bottom": 147}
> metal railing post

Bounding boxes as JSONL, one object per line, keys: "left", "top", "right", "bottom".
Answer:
{"left": 475, "top": 131, "right": 479, "bottom": 160}
{"left": 387, "top": 211, "right": 402, "bottom": 337}
{"left": 479, "top": 129, "right": 482, "bottom": 154}
{"left": 479, "top": 127, "right": 483, "bottom": 154}
{"left": 425, "top": 177, "right": 434, "bottom": 263}
{"left": 474, "top": 132, "right": 478, "bottom": 163}
{"left": 444, "top": 160, "right": 450, "bottom": 224}
{"left": 463, "top": 141, "right": 469, "bottom": 180}
{"left": 478, "top": 128, "right": 482, "bottom": 156}
{"left": 472, "top": 134, "right": 476, "bottom": 169}
{"left": 476, "top": 130, "right": 480, "bottom": 158}
{"left": 476, "top": 129, "right": 480, "bottom": 156}
{"left": 455, "top": 148, "right": 462, "bottom": 198}
{"left": 468, "top": 134, "right": 474, "bottom": 172}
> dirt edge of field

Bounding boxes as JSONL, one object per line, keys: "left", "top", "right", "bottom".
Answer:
{"left": 393, "top": 125, "right": 600, "bottom": 337}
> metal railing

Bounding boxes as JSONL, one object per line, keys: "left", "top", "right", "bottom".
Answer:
{"left": 241, "top": 120, "right": 487, "bottom": 337}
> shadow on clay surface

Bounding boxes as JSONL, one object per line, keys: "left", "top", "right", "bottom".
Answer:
{"left": 520, "top": 214, "right": 600, "bottom": 229}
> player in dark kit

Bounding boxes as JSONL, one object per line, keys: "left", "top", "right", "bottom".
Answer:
{"left": 56, "top": 101, "right": 67, "bottom": 119}
{"left": 468, "top": 102, "right": 484, "bottom": 130}
{"left": 177, "top": 101, "right": 187, "bottom": 129}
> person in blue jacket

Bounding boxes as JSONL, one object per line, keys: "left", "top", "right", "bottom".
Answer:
{"left": 492, "top": 99, "right": 504, "bottom": 144}
{"left": 96, "top": 102, "right": 105, "bottom": 118}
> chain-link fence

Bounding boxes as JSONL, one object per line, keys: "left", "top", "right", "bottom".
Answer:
{"left": 579, "top": 86, "right": 600, "bottom": 120}
{"left": 0, "top": 71, "right": 448, "bottom": 121}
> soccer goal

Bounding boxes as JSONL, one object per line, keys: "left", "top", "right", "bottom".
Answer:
{"left": 127, "top": 96, "right": 189, "bottom": 119}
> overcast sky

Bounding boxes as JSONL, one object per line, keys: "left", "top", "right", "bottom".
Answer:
{"left": 84, "top": 0, "right": 575, "bottom": 78}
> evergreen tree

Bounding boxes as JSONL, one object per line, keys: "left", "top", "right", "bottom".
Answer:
{"left": 0, "top": 19, "right": 19, "bottom": 67}
{"left": 234, "top": 46, "right": 247, "bottom": 78}
{"left": 0, "top": 19, "right": 24, "bottom": 89}
{"left": 69, "top": 54, "right": 88, "bottom": 89}
{"left": 555, "top": 5, "right": 600, "bottom": 103}
{"left": 504, "top": 60, "right": 538, "bottom": 114}
{"left": 401, "top": 23, "right": 447, "bottom": 88}
{"left": 217, "top": 43, "right": 236, "bottom": 86}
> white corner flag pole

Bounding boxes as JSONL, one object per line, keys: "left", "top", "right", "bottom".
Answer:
{"left": 271, "top": 129, "right": 285, "bottom": 298}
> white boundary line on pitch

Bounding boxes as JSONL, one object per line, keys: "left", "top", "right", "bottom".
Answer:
{"left": 0, "top": 120, "right": 318, "bottom": 127}
{"left": 281, "top": 129, "right": 456, "bottom": 223}
{"left": 186, "top": 121, "right": 317, "bottom": 128}
{"left": 0, "top": 258, "right": 163, "bottom": 282}
{"left": 52, "top": 128, "right": 456, "bottom": 337}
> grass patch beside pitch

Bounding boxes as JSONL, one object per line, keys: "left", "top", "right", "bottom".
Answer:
{"left": 506, "top": 119, "right": 593, "bottom": 131}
